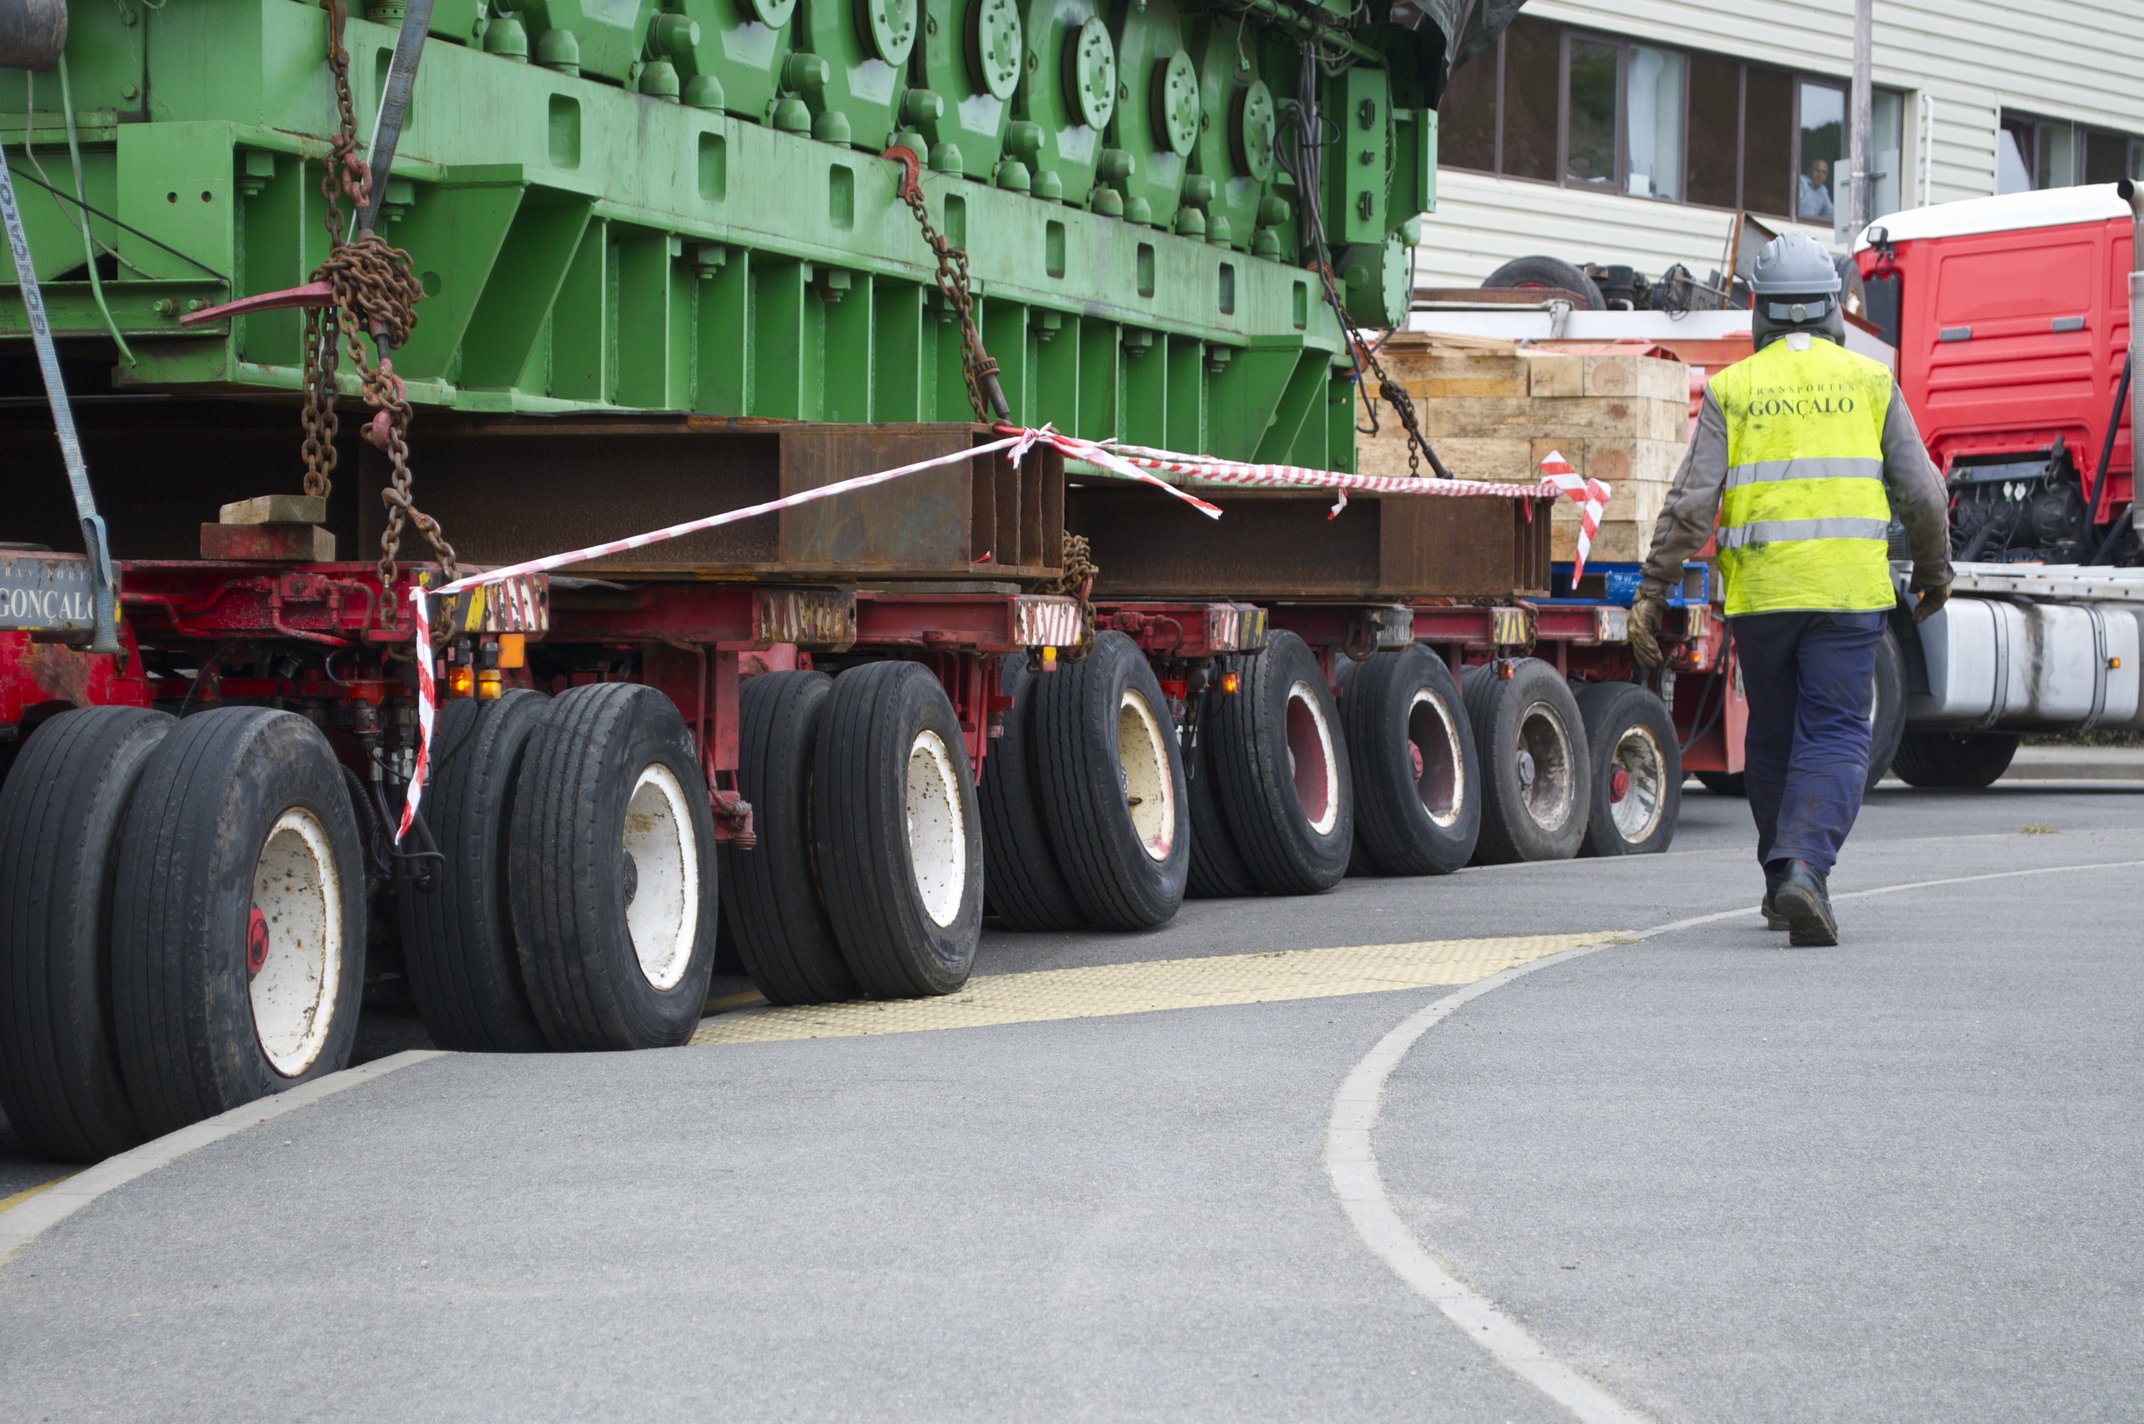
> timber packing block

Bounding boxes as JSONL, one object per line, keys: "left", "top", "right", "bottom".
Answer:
{"left": 1362, "top": 332, "right": 1690, "bottom": 566}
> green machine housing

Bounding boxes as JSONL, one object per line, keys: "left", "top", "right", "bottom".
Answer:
{"left": 3, "top": 0, "right": 1509, "bottom": 470}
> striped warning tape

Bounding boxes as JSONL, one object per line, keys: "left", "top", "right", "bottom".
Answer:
{"left": 394, "top": 427, "right": 1606, "bottom": 840}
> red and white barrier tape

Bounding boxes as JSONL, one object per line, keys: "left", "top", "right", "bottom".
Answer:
{"left": 394, "top": 428, "right": 1608, "bottom": 840}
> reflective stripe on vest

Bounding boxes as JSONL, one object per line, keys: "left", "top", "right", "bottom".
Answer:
{"left": 1710, "top": 338, "right": 1897, "bottom": 616}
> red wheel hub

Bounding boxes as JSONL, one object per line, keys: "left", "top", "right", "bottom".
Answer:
{"left": 1609, "top": 767, "right": 1630, "bottom": 803}
{"left": 246, "top": 907, "right": 271, "bottom": 979}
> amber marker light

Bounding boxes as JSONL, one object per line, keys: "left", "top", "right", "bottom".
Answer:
{"left": 1221, "top": 670, "right": 1242, "bottom": 694}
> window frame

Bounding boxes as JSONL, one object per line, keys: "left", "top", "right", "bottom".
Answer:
{"left": 1999, "top": 110, "right": 2144, "bottom": 191}
{"left": 1437, "top": 19, "right": 1904, "bottom": 224}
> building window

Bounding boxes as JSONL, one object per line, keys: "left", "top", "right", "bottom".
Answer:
{"left": 2001, "top": 112, "right": 2144, "bottom": 192}
{"left": 1438, "top": 16, "right": 1905, "bottom": 224}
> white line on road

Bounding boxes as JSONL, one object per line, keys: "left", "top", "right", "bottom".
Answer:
{"left": 1324, "top": 858, "right": 2144, "bottom": 1424}
{"left": 0, "top": 1050, "right": 445, "bottom": 1267}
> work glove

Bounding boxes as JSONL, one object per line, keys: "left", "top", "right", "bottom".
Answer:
{"left": 1910, "top": 566, "right": 1952, "bottom": 625}
{"left": 1628, "top": 593, "right": 1667, "bottom": 669}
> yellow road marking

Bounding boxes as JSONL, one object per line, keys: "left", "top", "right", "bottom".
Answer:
{"left": 0, "top": 1176, "right": 72, "bottom": 1216}
{"left": 691, "top": 933, "right": 1614, "bottom": 1046}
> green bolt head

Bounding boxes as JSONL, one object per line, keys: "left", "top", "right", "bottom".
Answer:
{"left": 1152, "top": 50, "right": 1200, "bottom": 158}
{"left": 1232, "top": 80, "right": 1276, "bottom": 183}
{"left": 968, "top": 0, "right": 1022, "bottom": 102}
{"left": 863, "top": 0, "right": 919, "bottom": 66}
{"left": 1066, "top": 17, "right": 1116, "bottom": 131}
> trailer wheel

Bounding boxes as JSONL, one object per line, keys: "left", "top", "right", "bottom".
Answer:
{"left": 111, "top": 709, "right": 365, "bottom": 1136}
{"left": 1891, "top": 730, "right": 2019, "bottom": 789}
{"left": 721, "top": 671, "right": 858, "bottom": 1005}
{"left": 1209, "top": 630, "right": 1354, "bottom": 894}
{"left": 978, "top": 655, "right": 1086, "bottom": 932}
{"left": 1184, "top": 692, "right": 1259, "bottom": 899}
{"left": 1575, "top": 682, "right": 1681, "bottom": 857}
{"left": 396, "top": 691, "right": 551, "bottom": 1052}
{"left": 1462, "top": 660, "right": 1592, "bottom": 864}
{"left": 1032, "top": 631, "right": 1190, "bottom": 928}
{"left": 1338, "top": 645, "right": 1482, "bottom": 875}
{"left": 813, "top": 662, "right": 984, "bottom": 997}
{"left": 0, "top": 708, "right": 174, "bottom": 1162}
{"left": 1866, "top": 628, "right": 1907, "bottom": 794}
{"left": 510, "top": 683, "right": 718, "bottom": 1050}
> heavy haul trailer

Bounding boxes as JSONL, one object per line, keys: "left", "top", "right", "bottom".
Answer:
{"left": 0, "top": 0, "right": 1537, "bottom": 1162}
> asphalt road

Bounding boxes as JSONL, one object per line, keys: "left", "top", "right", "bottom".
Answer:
{"left": 1, "top": 778, "right": 2139, "bottom": 1421}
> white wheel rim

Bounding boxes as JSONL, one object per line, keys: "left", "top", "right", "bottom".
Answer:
{"left": 623, "top": 763, "right": 699, "bottom": 991}
{"left": 1406, "top": 688, "right": 1465, "bottom": 829}
{"left": 1513, "top": 700, "right": 1576, "bottom": 832}
{"left": 1284, "top": 679, "right": 1341, "bottom": 838}
{"left": 1607, "top": 723, "right": 1667, "bottom": 842}
{"left": 249, "top": 808, "right": 343, "bottom": 1078}
{"left": 1118, "top": 690, "right": 1178, "bottom": 862}
{"left": 906, "top": 729, "right": 968, "bottom": 928}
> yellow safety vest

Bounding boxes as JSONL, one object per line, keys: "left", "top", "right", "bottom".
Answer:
{"left": 1709, "top": 336, "right": 1898, "bottom": 617}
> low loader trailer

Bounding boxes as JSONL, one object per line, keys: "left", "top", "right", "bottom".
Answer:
{"left": 4, "top": 0, "right": 1703, "bottom": 1167}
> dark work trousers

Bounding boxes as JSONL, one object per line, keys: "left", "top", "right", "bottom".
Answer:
{"left": 1729, "top": 610, "right": 1887, "bottom": 875}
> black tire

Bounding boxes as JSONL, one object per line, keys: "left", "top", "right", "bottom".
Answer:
{"left": 1866, "top": 628, "right": 1907, "bottom": 794}
{"left": 1184, "top": 692, "right": 1258, "bottom": 899}
{"left": 396, "top": 691, "right": 551, "bottom": 1052}
{"left": 1482, "top": 254, "right": 1606, "bottom": 310}
{"left": 812, "top": 662, "right": 984, "bottom": 997}
{"left": 1208, "top": 630, "right": 1354, "bottom": 894}
{"left": 510, "top": 683, "right": 718, "bottom": 1050}
{"left": 1574, "top": 682, "right": 1682, "bottom": 857}
{"left": 1338, "top": 645, "right": 1482, "bottom": 876}
{"left": 1462, "top": 659, "right": 1593, "bottom": 864}
{"left": 977, "top": 655, "right": 1086, "bottom": 932}
{"left": 111, "top": 708, "right": 367, "bottom": 1137}
{"left": 1694, "top": 771, "right": 1746, "bottom": 797}
{"left": 722, "top": 671, "right": 857, "bottom": 1005}
{"left": 0, "top": 708, "right": 174, "bottom": 1161}
{"left": 1891, "top": 730, "right": 2020, "bottom": 789}
{"left": 1032, "top": 631, "right": 1190, "bottom": 929}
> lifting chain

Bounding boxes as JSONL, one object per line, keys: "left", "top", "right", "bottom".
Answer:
{"left": 1037, "top": 531, "right": 1099, "bottom": 664}
{"left": 307, "top": 0, "right": 457, "bottom": 592}
{"left": 887, "top": 149, "right": 1011, "bottom": 426}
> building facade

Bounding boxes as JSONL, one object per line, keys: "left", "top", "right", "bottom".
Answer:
{"left": 1415, "top": 0, "right": 2144, "bottom": 289}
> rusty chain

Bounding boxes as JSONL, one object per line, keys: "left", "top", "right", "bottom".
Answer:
{"left": 1035, "top": 531, "right": 1098, "bottom": 664}
{"left": 309, "top": 0, "right": 456, "bottom": 593}
{"left": 889, "top": 155, "right": 1009, "bottom": 426}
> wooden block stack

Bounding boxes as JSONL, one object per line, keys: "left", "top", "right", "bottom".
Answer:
{"left": 1360, "top": 332, "right": 1689, "bottom": 566}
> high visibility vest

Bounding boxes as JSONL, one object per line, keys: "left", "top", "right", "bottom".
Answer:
{"left": 1709, "top": 336, "right": 1897, "bottom": 617}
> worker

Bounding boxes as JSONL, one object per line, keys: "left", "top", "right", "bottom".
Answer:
{"left": 1627, "top": 232, "right": 1952, "bottom": 946}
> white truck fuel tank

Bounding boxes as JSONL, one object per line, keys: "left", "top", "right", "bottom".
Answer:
{"left": 1907, "top": 565, "right": 2144, "bottom": 732}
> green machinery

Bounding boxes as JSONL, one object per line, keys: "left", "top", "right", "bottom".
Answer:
{"left": 3, "top": 0, "right": 1509, "bottom": 468}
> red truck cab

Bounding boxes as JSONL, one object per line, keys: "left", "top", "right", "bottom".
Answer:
{"left": 1856, "top": 184, "right": 2134, "bottom": 562}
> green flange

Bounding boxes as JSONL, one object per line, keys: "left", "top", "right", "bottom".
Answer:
{"left": 1232, "top": 79, "right": 1276, "bottom": 183}
{"left": 969, "top": 0, "right": 1023, "bottom": 101}
{"left": 1153, "top": 48, "right": 1199, "bottom": 157}
{"left": 1067, "top": 17, "right": 1116, "bottom": 130}
{"left": 861, "top": 0, "right": 919, "bottom": 64}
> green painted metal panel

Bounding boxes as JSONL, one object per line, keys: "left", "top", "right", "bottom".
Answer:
{"left": 3, "top": 0, "right": 1453, "bottom": 468}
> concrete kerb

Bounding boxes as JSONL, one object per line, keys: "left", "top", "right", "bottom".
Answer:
{"left": 2001, "top": 745, "right": 2144, "bottom": 782}
{"left": 0, "top": 1049, "right": 447, "bottom": 1267}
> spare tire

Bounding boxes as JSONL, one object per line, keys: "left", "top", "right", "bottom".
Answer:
{"left": 1482, "top": 255, "right": 1606, "bottom": 311}
{"left": 1462, "top": 659, "right": 1592, "bottom": 864}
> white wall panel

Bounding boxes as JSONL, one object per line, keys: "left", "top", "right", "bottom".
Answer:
{"left": 1414, "top": 1, "right": 2144, "bottom": 290}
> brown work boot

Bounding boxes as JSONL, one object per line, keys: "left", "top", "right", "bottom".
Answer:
{"left": 1772, "top": 860, "right": 1838, "bottom": 947}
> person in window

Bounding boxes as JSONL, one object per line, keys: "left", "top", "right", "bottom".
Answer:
{"left": 1798, "top": 158, "right": 1834, "bottom": 222}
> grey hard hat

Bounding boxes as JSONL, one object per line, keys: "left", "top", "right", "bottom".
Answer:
{"left": 1749, "top": 231, "right": 1845, "bottom": 347}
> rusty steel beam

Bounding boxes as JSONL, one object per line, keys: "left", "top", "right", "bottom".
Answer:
{"left": 1066, "top": 486, "right": 1551, "bottom": 602}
